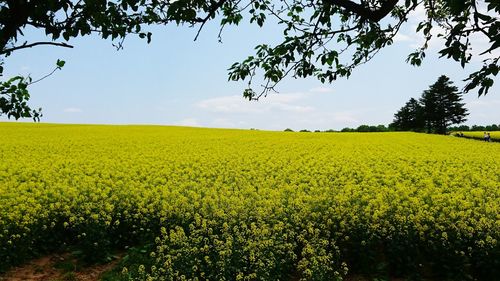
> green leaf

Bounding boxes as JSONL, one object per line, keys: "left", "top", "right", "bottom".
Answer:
{"left": 56, "top": 60, "right": 66, "bottom": 68}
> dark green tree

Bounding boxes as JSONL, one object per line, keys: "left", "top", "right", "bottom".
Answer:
{"left": 1, "top": 0, "right": 499, "bottom": 120}
{"left": 356, "top": 125, "right": 371, "bottom": 132}
{"left": 471, "top": 125, "right": 486, "bottom": 131}
{"left": 390, "top": 98, "right": 424, "bottom": 131}
{"left": 420, "top": 75, "right": 468, "bottom": 134}
{"left": 450, "top": 124, "right": 470, "bottom": 131}
{"left": 486, "top": 124, "right": 499, "bottom": 131}
{"left": 375, "top": 124, "right": 388, "bottom": 132}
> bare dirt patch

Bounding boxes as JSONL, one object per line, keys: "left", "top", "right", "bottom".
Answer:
{"left": 0, "top": 253, "right": 120, "bottom": 281}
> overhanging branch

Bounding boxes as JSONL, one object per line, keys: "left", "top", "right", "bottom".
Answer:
{"left": 1, "top": 41, "right": 74, "bottom": 54}
{"left": 324, "top": 0, "right": 398, "bottom": 22}
{"left": 194, "top": 0, "right": 228, "bottom": 41}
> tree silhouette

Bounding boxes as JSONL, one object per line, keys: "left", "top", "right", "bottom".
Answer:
{"left": 390, "top": 98, "right": 424, "bottom": 132}
{"left": 392, "top": 76, "right": 468, "bottom": 134}
{"left": 420, "top": 76, "right": 469, "bottom": 134}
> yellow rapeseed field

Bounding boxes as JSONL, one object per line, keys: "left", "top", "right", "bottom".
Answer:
{"left": 457, "top": 131, "right": 500, "bottom": 141}
{"left": 0, "top": 123, "right": 499, "bottom": 280}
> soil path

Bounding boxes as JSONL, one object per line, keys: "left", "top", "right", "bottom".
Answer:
{"left": 0, "top": 254, "right": 120, "bottom": 281}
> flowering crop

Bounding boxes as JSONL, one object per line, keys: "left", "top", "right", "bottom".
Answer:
{"left": 0, "top": 123, "right": 499, "bottom": 280}
{"left": 458, "top": 131, "right": 500, "bottom": 141}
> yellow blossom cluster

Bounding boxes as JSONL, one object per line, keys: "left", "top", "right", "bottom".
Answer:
{"left": 0, "top": 123, "right": 498, "bottom": 280}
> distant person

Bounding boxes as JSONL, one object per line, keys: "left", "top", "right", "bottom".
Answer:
{"left": 487, "top": 132, "right": 491, "bottom": 142}
{"left": 460, "top": 132, "right": 464, "bottom": 137}
{"left": 484, "top": 132, "right": 488, "bottom": 141}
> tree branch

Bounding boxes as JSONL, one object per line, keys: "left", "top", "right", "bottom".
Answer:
{"left": 1, "top": 41, "right": 74, "bottom": 54}
{"left": 29, "top": 65, "right": 62, "bottom": 85}
{"left": 323, "top": 0, "right": 398, "bottom": 22}
{"left": 194, "top": 0, "right": 228, "bottom": 41}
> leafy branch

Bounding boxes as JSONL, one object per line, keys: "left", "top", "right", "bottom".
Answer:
{"left": 0, "top": 60, "right": 66, "bottom": 121}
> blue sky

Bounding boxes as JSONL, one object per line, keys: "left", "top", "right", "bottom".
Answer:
{"left": 2, "top": 6, "right": 499, "bottom": 131}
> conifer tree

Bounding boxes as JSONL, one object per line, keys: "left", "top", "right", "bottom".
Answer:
{"left": 392, "top": 76, "right": 468, "bottom": 134}
{"left": 420, "top": 76, "right": 468, "bottom": 134}
{"left": 390, "top": 98, "right": 424, "bottom": 132}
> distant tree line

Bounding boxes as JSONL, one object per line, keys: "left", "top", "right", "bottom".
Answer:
{"left": 284, "top": 123, "right": 499, "bottom": 133}
{"left": 389, "top": 75, "right": 469, "bottom": 134}
{"left": 340, "top": 125, "right": 389, "bottom": 132}
{"left": 285, "top": 125, "right": 390, "bottom": 133}
{"left": 283, "top": 75, "right": 498, "bottom": 134}
{"left": 284, "top": 76, "right": 482, "bottom": 135}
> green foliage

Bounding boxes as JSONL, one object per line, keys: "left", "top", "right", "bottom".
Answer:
{"left": 102, "top": 245, "right": 156, "bottom": 281}
{"left": 484, "top": 124, "right": 499, "bottom": 131}
{"left": 341, "top": 127, "right": 355, "bottom": 132}
{"left": 0, "top": 76, "right": 41, "bottom": 121}
{"left": 339, "top": 125, "right": 389, "bottom": 132}
{"left": 226, "top": 0, "right": 500, "bottom": 99}
{"left": 1, "top": 0, "right": 499, "bottom": 119}
{"left": 449, "top": 124, "right": 471, "bottom": 132}
{"left": 356, "top": 125, "right": 389, "bottom": 132}
{"left": 0, "top": 59, "right": 64, "bottom": 121}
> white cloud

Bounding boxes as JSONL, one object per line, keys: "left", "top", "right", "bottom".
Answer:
{"left": 274, "top": 103, "right": 315, "bottom": 113}
{"left": 462, "top": 96, "right": 500, "bottom": 125}
{"left": 210, "top": 118, "right": 236, "bottom": 128}
{"left": 388, "top": 5, "right": 428, "bottom": 48}
{"left": 332, "top": 111, "right": 360, "bottom": 123}
{"left": 467, "top": 99, "right": 500, "bottom": 109}
{"left": 404, "top": 24, "right": 447, "bottom": 50}
{"left": 193, "top": 91, "right": 393, "bottom": 131}
{"left": 176, "top": 118, "right": 201, "bottom": 127}
{"left": 411, "top": 3, "right": 428, "bottom": 22}
{"left": 393, "top": 33, "right": 413, "bottom": 43}
{"left": 467, "top": 32, "right": 500, "bottom": 61}
{"left": 63, "top": 107, "right": 83, "bottom": 113}
{"left": 196, "top": 92, "right": 315, "bottom": 114}
{"left": 197, "top": 95, "right": 262, "bottom": 114}
{"left": 309, "top": 87, "right": 334, "bottom": 93}
{"left": 264, "top": 92, "right": 311, "bottom": 103}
